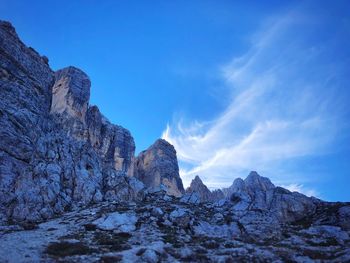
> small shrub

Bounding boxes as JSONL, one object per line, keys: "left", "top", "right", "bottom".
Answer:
{"left": 45, "top": 241, "right": 94, "bottom": 257}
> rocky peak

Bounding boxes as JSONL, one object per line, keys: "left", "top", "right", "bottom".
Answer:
{"left": 134, "top": 139, "right": 184, "bottom": 197}
{"left": 50, "top": 66, "right": 90, "bottom": 122}
{"left": 244, "top": 171, "right": 275, "bottom": 191}
{"left": 228, "top": 178, "right": 245, "bottom": 193}
{"left": 186, "top": 175, "right": 213, "bottom": 202}
{"left": 0, "top": 21, "right": 16, "bottom": 37}
{"left": 192, "top": 175, "right": 203, "bottom": 184}
{"left": 49, "top": 65, "right": 136, "bottom": 175}
{"left": 185, "top": 175, "right": 225, "bottom": 203}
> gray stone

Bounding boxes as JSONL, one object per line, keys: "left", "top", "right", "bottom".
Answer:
{"left": 180, "top": 192, "right": 201, "bottom": 204}
{"left": 93, "top": 212, "right": 137, "bottom": 232}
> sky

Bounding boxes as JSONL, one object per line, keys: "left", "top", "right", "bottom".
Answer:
{"left": 1, "top": 0, "right": 349, "bottom": 201}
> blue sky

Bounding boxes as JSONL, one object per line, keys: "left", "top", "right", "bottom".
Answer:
{"left": 1, "top": 1, "right": 349, "bottom": 201}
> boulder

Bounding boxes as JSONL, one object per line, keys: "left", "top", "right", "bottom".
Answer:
{"left": 93, "top": 212, "right": 137, "bottom": 232}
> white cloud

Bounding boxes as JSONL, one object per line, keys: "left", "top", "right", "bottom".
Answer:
{"left": 162, "top": 7, "right": 346, "bottom": 197}
{"left": 282, "top": 184, "right": 318, "bottom": 198}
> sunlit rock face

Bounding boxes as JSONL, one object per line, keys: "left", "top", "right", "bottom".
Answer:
{"left": 185, "top": 175, "right": 224, "bottom": 202}
{"left": 50, "top": 67, "right": 136, "bottom": 176}
{"left": 134, "top": 139, "right": 185, "bottom": 197}
{"left": 51, "top": 66, "right": 90, "bottom": 123}
{"left": 0, "top": 20, "right": 141, "bottom": 223}
{"left": 86, "top": 105, "right": 135, "bottom": 176}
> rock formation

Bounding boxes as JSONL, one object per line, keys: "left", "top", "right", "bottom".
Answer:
{"left": 134, "top": 139, "right": 185, "bottom": 197}
{"left": 185, "top": 175, "right": 224, "bottom": 202}
{"left": 0, "top": 20, "right": 141, "bottom": 223}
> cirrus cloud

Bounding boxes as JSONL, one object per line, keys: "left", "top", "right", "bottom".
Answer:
{"left": 162, "top": 5, "right": 349, "bottom": 198}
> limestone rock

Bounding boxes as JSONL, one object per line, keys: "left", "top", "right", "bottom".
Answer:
{"left": 134, "top": 139, "right": 184, "bottom": 197}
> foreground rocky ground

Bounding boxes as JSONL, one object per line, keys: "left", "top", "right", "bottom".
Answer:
{"left": 1, "top": 189, "right": 349, "bottom": 262}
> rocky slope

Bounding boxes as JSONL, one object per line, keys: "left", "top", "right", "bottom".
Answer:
{"left": 0, "top": 182, "right": 349, "bottom": 262}
{"left": 0, "top": 20, "right": 350, "bottom": 262}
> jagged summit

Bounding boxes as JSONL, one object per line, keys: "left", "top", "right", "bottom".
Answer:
{"left": 189, "top": 175, "right": 204, "bottom": 187}
{"left": 244, "top": 170, "right": 275, "bottom": 192}
{"left": 185, "top": 175, "right": 224, "bottom": 202}
{"left": 192, "top": 175, "right": 203, "bottom": 184}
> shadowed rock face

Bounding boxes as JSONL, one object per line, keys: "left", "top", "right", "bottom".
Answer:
{"left": 186, "top": 175, "right": 224, "bottom": 202}
{"left": 134, "top": 139, "right": 184, "bottom": 197}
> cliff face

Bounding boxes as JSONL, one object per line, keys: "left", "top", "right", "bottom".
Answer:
{"left": 0, "top": 21, "right": 140, "bottom": 223}
{"left": 134, "top": 139, "right": 185, "bottom": 197}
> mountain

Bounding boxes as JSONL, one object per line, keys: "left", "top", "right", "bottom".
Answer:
{"left": 0, "top": 20, "right": 349, "bottom": 262}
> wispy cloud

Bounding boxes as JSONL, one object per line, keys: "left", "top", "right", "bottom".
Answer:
{"left": 162, "top": 6, "right": 348, "bottom": 197}
{"left": 282, "top": 184, "right": 319, "bottom": 198}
